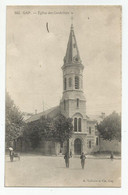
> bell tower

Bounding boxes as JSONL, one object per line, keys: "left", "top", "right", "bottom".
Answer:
{"left": 60, "top": 24, "right": 87, "bottom": 133}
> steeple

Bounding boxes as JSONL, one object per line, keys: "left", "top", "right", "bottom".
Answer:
{"left": 60, "top": 21, "right": 86, "bottom": 120}
{"left": 63, "top": 24, "right": 82, "bottom": 65}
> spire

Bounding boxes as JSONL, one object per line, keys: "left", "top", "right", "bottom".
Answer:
{"left": 63, "top": 23, "right": 81, "bottom": 65}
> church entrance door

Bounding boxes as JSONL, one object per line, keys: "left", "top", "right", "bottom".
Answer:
{"left": 74, "top": 138, "right": 82, "bottom": 155}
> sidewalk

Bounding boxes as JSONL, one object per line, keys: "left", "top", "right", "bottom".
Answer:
{"left": 86, "top": 154, "right": 121, "bottom": 159}
{"left": 58, "top": 153, "right": 121, "bottom": 159}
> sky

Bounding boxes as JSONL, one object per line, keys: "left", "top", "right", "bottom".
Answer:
{"left": 6, "top": 6, "right": 121, "bottom": 115}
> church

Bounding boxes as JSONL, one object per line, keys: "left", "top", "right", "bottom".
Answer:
{"left": 25, "top": 23, "right": 100, "bottom": 155}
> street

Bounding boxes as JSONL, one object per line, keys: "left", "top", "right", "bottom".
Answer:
{"left": 5, "top": 155, "right": 121, "bottom": 187}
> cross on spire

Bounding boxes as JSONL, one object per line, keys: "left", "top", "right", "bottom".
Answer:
{"left": 63, "top": 16, "right": 82, "bottom": 65}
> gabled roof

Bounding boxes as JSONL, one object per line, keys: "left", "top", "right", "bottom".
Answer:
{"left": 25, "top": 106, "right": 60, "bottom": 123}
{"left": 63, "top": 24, "right": 82, "bottom": 65}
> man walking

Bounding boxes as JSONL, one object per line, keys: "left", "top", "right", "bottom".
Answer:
{"left": 9, "top": 147, "right": 14, "bottom": 162}
{"left": 64, "top": 152, "right": 70, "bottom": 168}
{"left": 80, "top": 152, "right": 86, "bottom": 169}
{"left": 110, "top": 152, "right": 114, "bottom": 160}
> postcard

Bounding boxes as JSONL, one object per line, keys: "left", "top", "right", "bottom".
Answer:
{"left": 5, "top": 5, "right": 122, "bottom": 188}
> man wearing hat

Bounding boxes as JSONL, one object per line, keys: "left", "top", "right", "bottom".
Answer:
{"left": 9, "top": 147, "right": 14, "bottom": 162}
{"left": 80, "top": 152, "right": 86, "bottom": 169}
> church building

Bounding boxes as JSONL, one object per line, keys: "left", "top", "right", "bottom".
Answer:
{"left": 25, "top": 23, "right": 100, "bottom": 155}
{"left": 60, "top": 24, "right": 99, "bottom": 155}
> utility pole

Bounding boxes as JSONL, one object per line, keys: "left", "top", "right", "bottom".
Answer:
{"left": 67, "top": 139, "right": 69, "bottom": 155}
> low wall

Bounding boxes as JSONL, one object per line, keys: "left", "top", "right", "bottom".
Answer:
{"left": 16, "top": 138, "right": 60, "bottom": 155}
{"left": 99, "top": 138, "right": 121, "bottom": 153}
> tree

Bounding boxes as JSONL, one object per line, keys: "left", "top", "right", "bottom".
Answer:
{"left": 97, "top": 111, "right": 121, "bottom": 141}
{"left": 5, "top": 92, "right": 24, "bottom": 147}
{"left": 23, "top": 114, "right": 73, "bottom": 150}
{"left": 53, "top": 114, "right": 73, "bottom": 151}
{"left": 23, "top": 117, "right": 53, "bottom": 149}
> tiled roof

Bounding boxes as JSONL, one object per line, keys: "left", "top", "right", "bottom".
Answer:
{"left": 25, "top": 104, "right": 104, "bottom": 124}
{"left": 25, "top": 106, "right": 60, "bottom": 123}
{"left": 63, "top": 24, "right": 82, "bottom": 65}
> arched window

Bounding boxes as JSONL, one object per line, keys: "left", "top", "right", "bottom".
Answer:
{"left": 74, "top": 118, "right": 77, "bottom": 132}
{"left": 69, "top": 77, "right": 72, "bottom": 87}
{"left": 64, "top": 100, "right": 66, "bottom": 110}
{"left": 89, "top": 127, "right": 91, "bottom": 134}
{"left": 77, "top": 98, "right": 79, "bottom": 108}
{"left": 89, "top": 140, "right": 91, "bottom": 148}
{"left": 96, "top": 137, "right": 99, "bottom": 145}
{"left": 75, "top": 76, "right": 79, "bottom": 89}
{"left": 64, "top": 78, "right": 67, "bottom": 90}
{"left": 78, "top": 118, "right": 81, "bottom": 132}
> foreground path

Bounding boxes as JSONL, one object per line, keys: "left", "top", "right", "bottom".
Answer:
{"left": 5, "top": 155, "right": 121, "bottom": 187}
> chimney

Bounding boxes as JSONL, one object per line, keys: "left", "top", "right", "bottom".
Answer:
{"left": 101, "top": 112, "right": 105, "bottom": 119}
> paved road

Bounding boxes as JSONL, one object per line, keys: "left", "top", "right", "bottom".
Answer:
{"left": 5, "top": 155, "right": 121, "bottom": 187}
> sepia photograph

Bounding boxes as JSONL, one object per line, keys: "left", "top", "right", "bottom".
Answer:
{"left": 5, "top": 5, "right": 121, "bottom": 187}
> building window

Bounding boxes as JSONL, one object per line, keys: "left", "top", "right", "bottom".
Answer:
{"left": 64, "top": 78, "right": 67, "bottom": 90}
{"left": 69, "top": 77, "right": 72, "bottom": 87}
{"left": 89, "top": 140, "right": 91, "bottom": 148}
{"left": 64, "top": 100, "right": 66, "bottom": 110}
{"left": 77, "top": 98, "right": 79, "bottom": 108}
{"left": 74, "top": 118, "right": 77, "bottom": 132}
{"left": 89, "top": 127, "right": 91, "bottom": 134}
{"left": 96, "top": 137, "right": 99, "bottom": 145}
{"left": 78, "top": 118, "right": 81, "bottom": 132}
{"left": 81, "top": 78, "right": 83, "bottom": 89}
{"left": 75, "top": 76, "right": 79, "bottom": 89}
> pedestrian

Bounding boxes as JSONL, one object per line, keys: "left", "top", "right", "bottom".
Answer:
{"left": 110, "top": 152, "right": 114, "bottom": 160}
{"left": 9, "top": 147, "right": 14, "bottom": 162}
{"left": 64, "top": 152, "right": 70, "bottom": 168}
{"left": 80, "top": 152, "right": 86, "bottom": 169}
